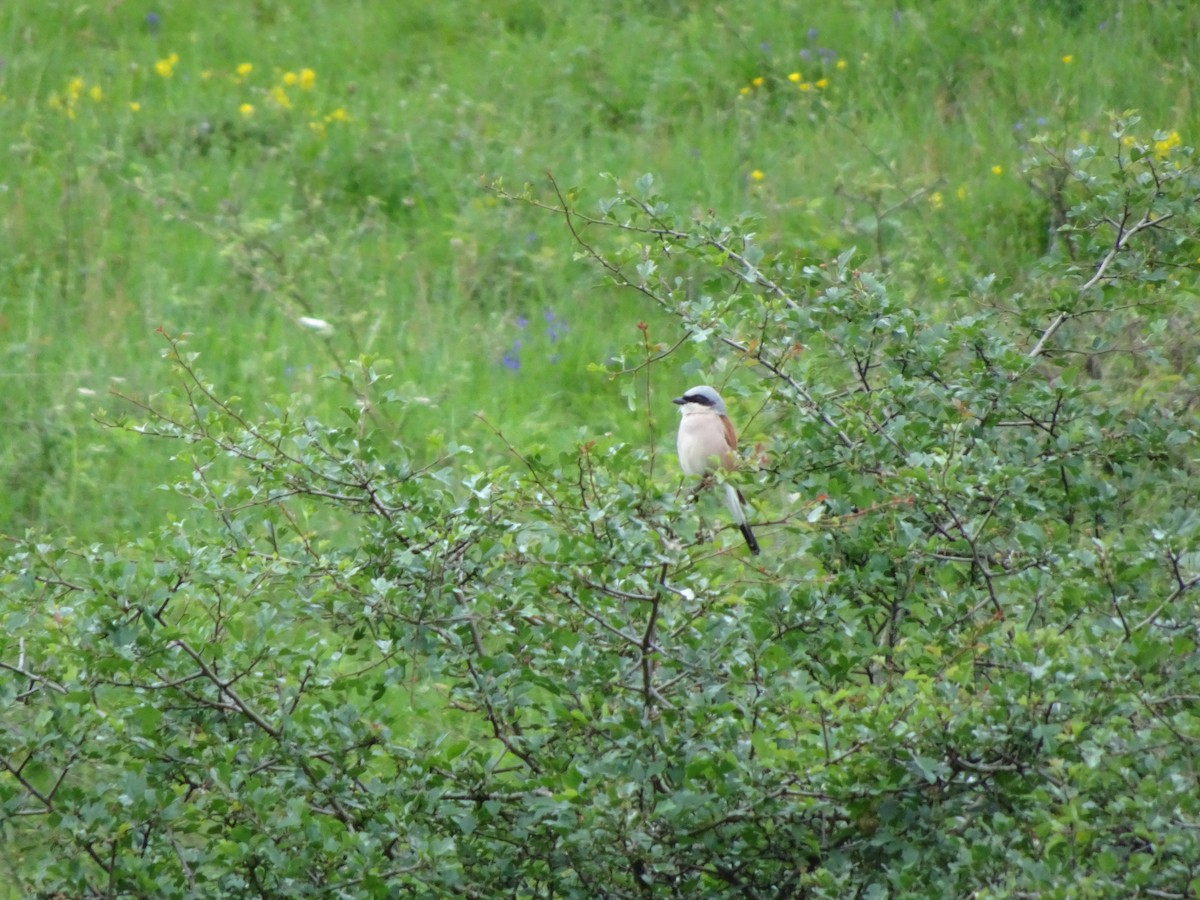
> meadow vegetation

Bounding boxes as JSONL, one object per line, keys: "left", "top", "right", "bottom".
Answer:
{"left": 2, "top": 1, "right": 1199, "bottom": 896}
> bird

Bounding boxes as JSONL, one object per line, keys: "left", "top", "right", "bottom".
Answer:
{"left": 672, "top": 385, "right": 760, "bottom": 555}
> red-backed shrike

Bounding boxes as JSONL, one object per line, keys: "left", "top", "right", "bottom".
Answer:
{"left": 673, "top": 385, "right": 760, "bottom": 555}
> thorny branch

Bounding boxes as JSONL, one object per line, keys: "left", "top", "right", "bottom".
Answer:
{"left": 1026, "top": 206, "right": 1174, "bottom": 362}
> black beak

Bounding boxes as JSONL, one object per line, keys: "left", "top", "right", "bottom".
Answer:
{"left": 672, "top": 396, "right": 687, "bottom": 405}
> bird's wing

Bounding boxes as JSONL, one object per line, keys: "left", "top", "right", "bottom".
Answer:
{"left": 720, "top": 415, "right": 738, "bottom": 469}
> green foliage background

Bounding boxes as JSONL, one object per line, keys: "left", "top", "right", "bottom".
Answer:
{"left": 2, "top": 1, "right": 1199, "bottom": 896}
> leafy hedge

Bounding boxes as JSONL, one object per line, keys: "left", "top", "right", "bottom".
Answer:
{"left": 3, "top": 117, "right": 1199, "bottom": 897}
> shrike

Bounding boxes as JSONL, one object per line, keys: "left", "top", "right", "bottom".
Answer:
{"left": 673, "top": 385, "right": 760, "bottom": 555}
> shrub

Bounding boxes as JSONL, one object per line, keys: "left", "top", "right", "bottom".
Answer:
{"left": 2, "top": 117, "right": 1199, "bottom": 897}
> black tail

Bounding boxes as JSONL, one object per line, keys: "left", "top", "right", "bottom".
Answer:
{"left": 740, "top": 523, "right": 761, "bottom": 556}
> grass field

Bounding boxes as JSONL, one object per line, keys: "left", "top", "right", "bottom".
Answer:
{"left": 0, "top": 2, "right": 1193, "bottom": 525}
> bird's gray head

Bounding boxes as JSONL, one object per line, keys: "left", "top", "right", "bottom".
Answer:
{"left": 672, "top": 385, "right": 727, "bottom": 416}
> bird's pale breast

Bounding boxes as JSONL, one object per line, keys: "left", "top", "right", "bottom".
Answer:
{"left": 677, "top": 413, "right": 735, "bottom": 476}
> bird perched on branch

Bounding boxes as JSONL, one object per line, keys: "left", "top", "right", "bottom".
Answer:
{"left": 673, "top": 385, "right": 760, "bottom": 555}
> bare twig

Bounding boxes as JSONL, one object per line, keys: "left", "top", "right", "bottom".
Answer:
{"left": 0, "top": 661, "right": 68, "bottom": 695}
{"left": 1027, "top": 208, "right": 1173, "bottom": 361}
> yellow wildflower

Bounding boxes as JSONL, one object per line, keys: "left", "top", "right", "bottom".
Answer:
{"left": 739, "top": 86, "right": 750, "bottom": 96}
{"left": 239, "top": 103, "right": 255, "bottom": 118}
{"left": 929, "top": 191, "right": 944, "bottom": 209}
{"left": 237, "top": 62, "right": 253, "bottom": 77}
{"left": 750, "top": 169, "right": 765, "bottom": 182}
{"left": 283, "top": 71, "right": 298, "bottom": 86}
{"left": 788, "top": 72, "right": 801, "bottom": 83}
{"left": 90, "top": 85, "right": 103, "bottom": 102}
{"left": 271, "top": 85, "right": 291, "bottom": 109}
{"left": 956, "top": 185, "right": 968, "bottom": 201}
{"left": 815, "top": 78, "right": 828, "bottom": 89}
{"left": 751, "top": 76, "right": 764, "bottom": 87}
{"left": 991, "top": 165, "right": 1003, "bottom": 176}
{"left": 798, "top": 82, "right": 812, "bottom": 91}
{"left": 308, "top": 120, "right": 327, "bottom": 138}
{"left": 1061, "top": 55, "right": 1073, "bottom": 64}
{"left": 327, "top": 107, "right": 350, "bottom": 122}
{"left": 155, "top": 57, "right": 174, "bottom": 78}
{"left": 836, "top": 59, "right": 847, "bottom": 70}
{"left": 1154, "top": 131, "right": 1181, "bottom": 159}
{"left": 299, "top": 68, "right": 316, "bottom": 90}
{"left": 130, "top": 101, "right": 141, "bottom": 113}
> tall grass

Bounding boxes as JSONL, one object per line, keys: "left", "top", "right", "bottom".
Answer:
{"left": 1, "top": 0, "right": 1196, "bottom": 540}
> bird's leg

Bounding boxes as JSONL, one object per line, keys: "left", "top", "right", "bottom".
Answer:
{"left": 682, "top": 474, "right": 712, "bottom": 505}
